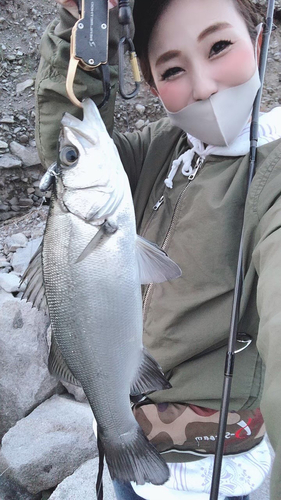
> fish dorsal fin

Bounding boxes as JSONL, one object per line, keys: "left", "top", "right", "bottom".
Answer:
{"left": 130, "top": 348, "right": 171, "bottom": 396}
{"left": 136, "top": 236, "right": 181, "bottom": 284}
{"left": 48, "top": 332, "right": 81, "bottom": 387}
{"left": 21, "top": 244, "right": 48, "bottom": 313}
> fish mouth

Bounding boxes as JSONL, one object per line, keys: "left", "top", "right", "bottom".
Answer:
{"left": 61, "top": 98, "right": 106, "bottom": 147}
{"left": 61, "top": 118, "right": 98, "bottom": 148}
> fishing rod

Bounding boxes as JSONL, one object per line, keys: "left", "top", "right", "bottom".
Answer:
{"left": 66, "top": 0, "right": 140, "bottom": 107}
{"left": 209, "top": 1, "right": 276, "bottom": 499}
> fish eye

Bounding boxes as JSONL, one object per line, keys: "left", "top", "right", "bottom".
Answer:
{"left": 60, "top": 146, "right": 79, "bottom": 167}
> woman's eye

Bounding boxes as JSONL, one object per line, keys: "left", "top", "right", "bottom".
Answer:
{"left": 161, "top": 67, "right": 184, "bottom": 81}
{"left": 60, "top": 146, "right": 79, "bottom": 167}
{"left": 209, "top": 40, "right": 233, "bottom": 58}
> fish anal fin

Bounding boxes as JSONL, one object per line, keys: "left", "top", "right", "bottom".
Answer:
{"left": 136, "top": 235, "right": 182, "bottom": 284}
{"left": 130, "top": 348, "right": 171, "bottom": 396}
{"left": 48, "top": 333, "right": 81, "bottom": 387}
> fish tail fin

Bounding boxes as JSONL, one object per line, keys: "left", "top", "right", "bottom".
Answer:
{"left": 105, "top": 427, "right": 169, "bottom": 485}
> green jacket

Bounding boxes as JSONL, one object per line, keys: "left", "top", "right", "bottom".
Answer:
{"left": 36, "top": 7, "right": 281, "bottom": 498}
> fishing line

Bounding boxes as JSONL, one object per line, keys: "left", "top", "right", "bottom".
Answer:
{"left": 96, "top": 430, "right": 105, "bottom": 500}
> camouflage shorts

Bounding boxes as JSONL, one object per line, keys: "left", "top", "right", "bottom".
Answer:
{"left": 133, "top": 401, "right": 265, "bottom": 458}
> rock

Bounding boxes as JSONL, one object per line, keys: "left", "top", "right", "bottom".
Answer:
{"left": 0, "top": 154, "right": 22, "bottom": 169}
{"left": 0, "top": 256, "right": 10, "bottom": 268}
{"left": 19, "top": 134, "right": 30, "bottom": 144}
{"left": 16, "top": 79, "right": 34, "bottom": 95}
{"left": 0, "top": 474, "right": 41, "bottom": 500}
{"left": 11, "top": 237, "right": 42, "bottom": 275}
{"left": 135, "top": 104, "right": 146, "bottom": 115}
{"left": 0, "top": 395, "right": 97, "bottom": 494}
{"left": 49, "top": 458, "right": 116, "bottom": 500}
{"left": 0, "top": 116, "right": 14, "bottom": 124}
{"left": 4, "top": 232, "right": 28, "bottom": 252}
{"left": 19, "top": 198, "right": 34, "bottom": 207}
{"left": 11, "top": 204, "right": 21, "bottom": 212}
{"left": 0, "top": 288, "right": 13, "bottom": 305}
{"left": 61, "top": 381, "right": 87, "bottom": 403}
{"left": 135, "top": 119, "right": 145, "bottom": 130}
{"left": 0, "top": 299, "right": 58, "bottom": 438}
{"left": 9, "top": 142, "right": 40, "bottom": 167}
{"left": 8, "top": 196, "right": 18, "bottom": 205}
{"left": 0, "top": 203, "right": 9, "bottom": 211}
{"left": 0, "top": 272, "right": 21, "bottom": 292}
{"left": 0, "top": 212, "right": 15, "bottom": 222}
{"left": 0, "top": 140, "right": 8, "bottom": 148}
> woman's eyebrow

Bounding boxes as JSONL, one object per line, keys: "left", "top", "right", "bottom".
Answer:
{"left": 198, "top": 22, "right": 231, "bottom": 42}
{"left": 155, "top": 50, "right": 180, "bottom": 68}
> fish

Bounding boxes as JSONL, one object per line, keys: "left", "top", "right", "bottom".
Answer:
{"left": 22, "top": 98, "right": 181, "bottom": 486}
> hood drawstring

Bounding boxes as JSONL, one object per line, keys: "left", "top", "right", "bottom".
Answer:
{"left": 164, "top": 149, "right": 196, "bottom": 189}
{"left": 164, "top": 136, "right": 209, "bottom": 189}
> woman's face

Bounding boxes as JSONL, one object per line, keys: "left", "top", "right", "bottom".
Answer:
{"left": 148, "top": 0, "right": 257, "bottom": 112}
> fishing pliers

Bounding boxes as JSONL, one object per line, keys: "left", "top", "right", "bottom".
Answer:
{"left": 66, "top": 0, "right": 141, "bottom": 108}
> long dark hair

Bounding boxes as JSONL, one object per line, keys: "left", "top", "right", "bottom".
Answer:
{"left": 133, "top": 0, "right": 261, "bottom": 87}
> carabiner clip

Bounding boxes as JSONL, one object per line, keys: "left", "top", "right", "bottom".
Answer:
{"left": 118, "top": 36, "right": 141, "bottom": 100}
{"left": 66, "top": 0, "right": 111, "bottom": 109}
{"left": 118, "top": 0, "right": 141, "bottom": 100}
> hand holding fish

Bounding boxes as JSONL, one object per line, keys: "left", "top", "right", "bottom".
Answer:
{"left": 55, "top": 0, "right": 118, "bottom": 19}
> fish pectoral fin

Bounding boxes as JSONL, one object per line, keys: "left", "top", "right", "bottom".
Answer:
{"left": 21, "top": 243, "right": 48, "bottom": 313}
{"left": 75, "top": 220, "right": 118, "bottom": 263}
{"left": 130, "top": 348, "right": 171, "bottom": 396}
{"left": 136, "top": 235, "right": 182, "bottom": 284}
{"left": 48, "top": 332, "right": 81, "bottom": 387}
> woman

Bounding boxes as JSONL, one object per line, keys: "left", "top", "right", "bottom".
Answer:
{"left": 35, "top": 0, "right": 281, "bottom": 498}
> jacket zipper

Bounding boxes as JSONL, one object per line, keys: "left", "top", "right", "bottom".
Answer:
{"left": 153, "top": 195, "right": 165, "bottom": 211}
{"left": 142, "top": 156, "right": 204, "bottom": 312}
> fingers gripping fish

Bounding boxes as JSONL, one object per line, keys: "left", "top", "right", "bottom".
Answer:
{"left": 22, "top": 99, "right": 181, "bottom": 486}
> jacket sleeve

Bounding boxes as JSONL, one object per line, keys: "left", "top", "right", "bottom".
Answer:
{"left": 36, "top": 6, "right": 121, "bottom": 169}
{"left": 35, "top": 2, "right": 152, "bottom": 194}
{"left": 252, "top": 155, "right": 281, "bottom": 500}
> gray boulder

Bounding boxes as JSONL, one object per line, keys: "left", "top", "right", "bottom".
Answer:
{"left": 9, "top": 142, "right": 40, "bottom": 168}
{"left": 49, "top": 458, "right": 116, "bottom": 500}
{"left": 0, "top": 289, "right": 12, "bottom": 305}
{"left": 0, "top": 395, "right": 97, "bottom": 494}
{"left": 11, "top": 237, "right": 42, "bottom": 276}
{"left": 0, "top": 272, "right": 22, "bottom": 293}
{"left": 0, "top": 154, "right": 22, "bottom": 169}
{"left": 0, "top": 297, "right": 58, "bottom": 438}
{"left": 0, "top": 475, "right": 41, "bottom": 500}
{"left": 4, "top": 233, "right": 28, "bottom": 252}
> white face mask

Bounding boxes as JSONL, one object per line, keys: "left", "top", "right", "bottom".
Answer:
{"left": 164, "top": 67, "right": 261, "bottom": 147}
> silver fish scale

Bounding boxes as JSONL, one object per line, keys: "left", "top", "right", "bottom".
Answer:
{"left": 43, "top": 193, "right": 144, "bottom": 442}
